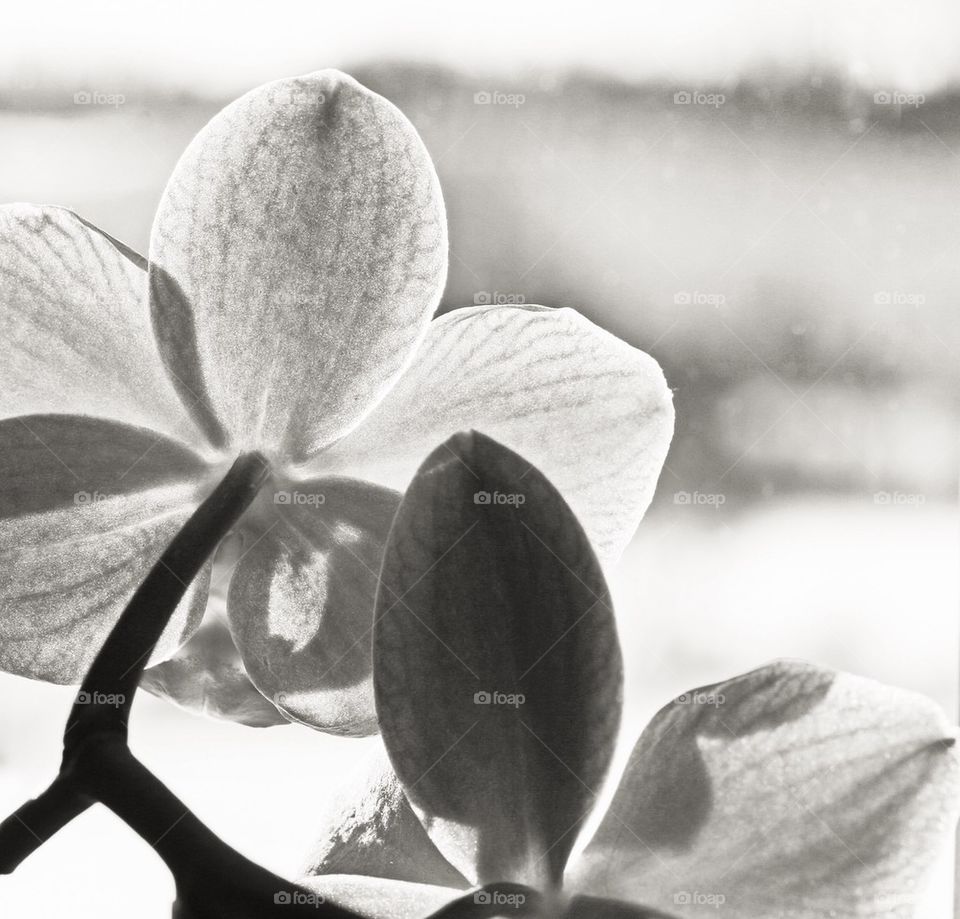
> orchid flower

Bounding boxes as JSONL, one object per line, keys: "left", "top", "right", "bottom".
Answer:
{"left": 298, "top": 432, "right": 960, "bottom": 918}
{"left": 0, "top": 70, "right": 673, "bottom": 734}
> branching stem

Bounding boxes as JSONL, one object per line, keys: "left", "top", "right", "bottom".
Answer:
{"left": 0, "top": 453, "right": 358, "bottom": 917}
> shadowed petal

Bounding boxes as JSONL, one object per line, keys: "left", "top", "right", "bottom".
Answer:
{"left": 375, "top": 431, "right": 622, "bottom": 889}
{"left": 0, "top": 204, "right": 205, "bottom": 447}
{"left": 569, "top": 660, "right": 960, "bottom": 918}
{"left": 0, "top": 415, "right": 214, "bottom": 682}
{"left": 228, "top": 477, "right": 400, "bottom": 735}
{"left": 149, "top": 70, "right": 447, "bottom": 462}
{"left": 296, "top": 876, "right": 461, "bottom": 919}
{"left": 302, "top": 748, "right": 468, "bottom": 888}
{"left": 316, "top": 305, "right": 674, "bottom": 566}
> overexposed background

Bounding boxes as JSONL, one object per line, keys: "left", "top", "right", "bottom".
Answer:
{"left": 1, "top": 2, "right": 958, "bottom": 915}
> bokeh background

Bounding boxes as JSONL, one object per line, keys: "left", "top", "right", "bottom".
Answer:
{"left": 1, "top": 1, "right": 958, "bottom": 915}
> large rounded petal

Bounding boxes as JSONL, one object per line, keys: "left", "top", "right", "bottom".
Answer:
{"left": 228, "top": 476, "right": 401, "bottom": 735}
{"left": 149, "top": 70, "right": 447, "bottom": 462}
{"left": 568, "top": 661, "right": 960, "bottom": 918}
{"left": 375, "top": 432, "right": 622, "bottom": 889}
{"left": 0, "top": 415, "right": 215, "bottom": 682}
{"left": 0, "top": 204, "right": 204, "bottom": 447}
{"left": 302, "top": 749, "right": 468, "bottom": 889}
{"left": 317, "top": 305, "right": 673, "bottom": 566}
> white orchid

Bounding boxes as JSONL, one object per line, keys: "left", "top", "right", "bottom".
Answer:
{"left": 0, "top": 70, "right": 673, "bottom": 734}
{"left": 299, "top": 432, "right": 960, "bottom": 919}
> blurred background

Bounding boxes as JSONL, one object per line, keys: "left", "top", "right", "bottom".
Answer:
{"left": 1, "top": 1, "right": 958, "bottom": 915}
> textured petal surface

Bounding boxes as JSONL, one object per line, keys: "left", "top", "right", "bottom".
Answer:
{"left": 0, "top": 415, "right": 214, "bottom": 682}
{"left": 317, "top": 305, "right": 674, "bottom": 566}
{"left": 0, "top": 204, "right": 204, "bottom": 446}
{"left": 228, "top": 476, "right": 400, "bottom": 735}
{"left": 140, "top": 543, "right": 289, "bottom": 727}
{"left": 296, "top": 876, "right": 461, "bottom": 919}
{"left": 149, "top": 70, "right": 447, "bottom": 462}
{"left": 140, "top": 610, "right": 288, "bottom": 727}
{"left": 302, "top": 748, "right": 468, "bottom": 888}
{"left": 569, "top": 661, "right": 960, "bottom": 918}
{"left": 375, "top": 432, "right": 622, "bottom": 888}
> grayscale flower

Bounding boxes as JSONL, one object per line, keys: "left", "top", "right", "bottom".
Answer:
{"left": 0, "top": 72, "right": 673, "bottom": 735}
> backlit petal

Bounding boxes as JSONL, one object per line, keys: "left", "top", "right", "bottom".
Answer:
{"left": 140, "top": 581, "right": 288, "bottom": 728}
{"left": 0, "top": 415, "right": 214, "bottom": 682}
{"left": 569, "top": 661, "right": 960, "bottom": 918}
{"left": 302, "top": 749, "right": 468, "bottom": 888}
{"left": 228, "top": 476, "right": 400, "bottom": 735}
{"left": 317, "top": 305, "right": 673, "bottom": 566}
{"left": 149, "top": 70, "right": 446, "bottom": 462}
{"left": 0, "top": 204, "right": 204, "bottom": 447}
{"left": 375, "top": 432, "right": 622, "bottom": 888}
{"left": 295, "top": 876, "right": 461, "bottom": 919}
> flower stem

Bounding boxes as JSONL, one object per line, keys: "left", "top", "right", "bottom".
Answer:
{"left": 66, "top": 450, "right": 271, "bottom": 748}
{"left": 0, "top": 452, "right": 270, "bottom": 875}
{"left": 69, "top": 732, "right": 358, "bottom": 918}
{"left": 0, "top": 774, "right": 89, "bottom": 872}
{"left": 0, "top": 451, "right": 368, "bottom": 915}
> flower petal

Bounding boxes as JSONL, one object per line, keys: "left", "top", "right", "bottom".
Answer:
{"left": 0, "top": 204, "right": 204, "bottom": 446}
{"left": 317, "top": 305, "right": 674, "bottom": 566}
{"left": 0, "top": 414, "right": 214, "bottom": 682}
{"left": 302, "top": 748, "right": 469, "bottom": 888}
{"left": 228, "top": 476, "right": 401, "bottom": 735}
{"left": 140, "top": 577, "right": 289, "bottom": 728}
{"left": 149, "top": 70, "right": 447, "bottom": 462}
{"left": 375, "top": 431, "right": 622, "bottom": 889}
{"left": 569, "top": 661, "right": 960, "bottom": 917}
{"left": 140, "top": 613, "right": 288, "bottom": 727}
{"left": 295, "top": 875, "right": 461, "bottom": 919}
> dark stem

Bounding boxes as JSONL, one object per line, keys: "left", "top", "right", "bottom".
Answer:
{"left": 0, "top": 452, "right": 268, "bottom": 873}
{"left": 70, "top": 732, "right": 357, "bottom": 918}
{"left": 0, "top": 774, "right": 90, "bottom": 871}
{"left": 0, "top": 452, "right": 361, "bottom": 917}
{"left": 66, "top": 450, "right": 270, "bottom": 747}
